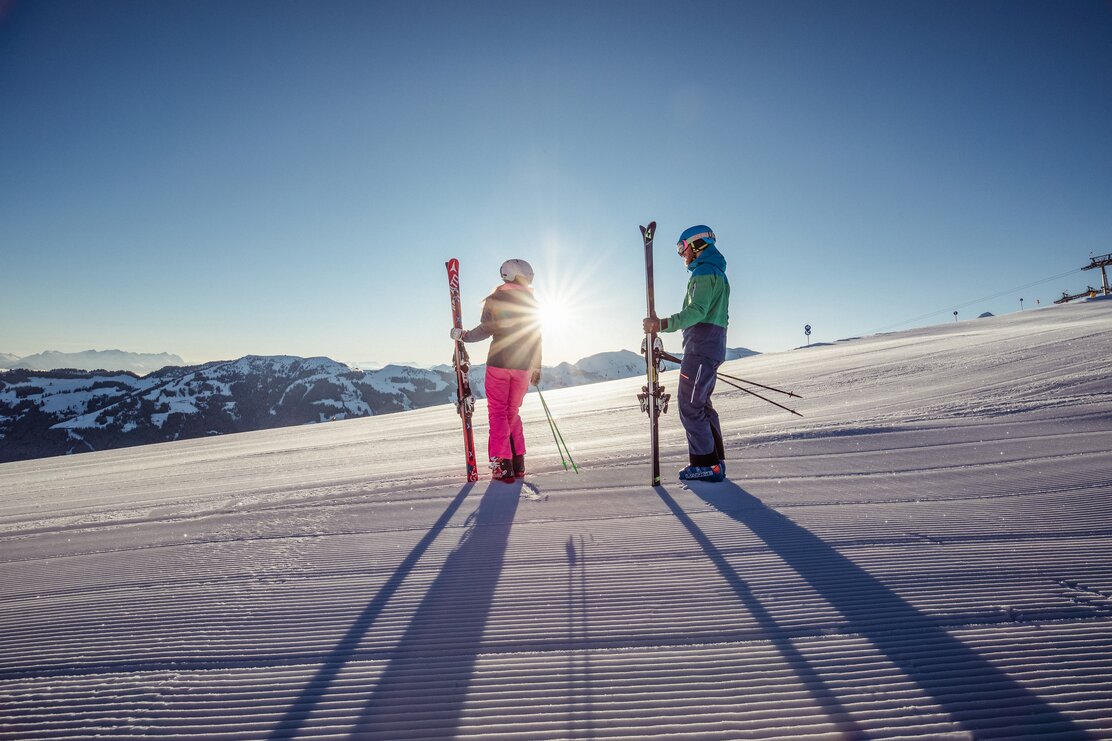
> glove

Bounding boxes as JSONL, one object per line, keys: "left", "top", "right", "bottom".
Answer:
{"left": 530, "top": 368, "right": 542, "bottom": 386}
{"left": 643, "top": 316, "right": 668, "bottom": 333}
{"left": 449, "top": 327, "right": 464, "bottom": 341}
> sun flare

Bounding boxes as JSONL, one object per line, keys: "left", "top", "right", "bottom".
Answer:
{"left": 528, "top": 237, "right": 609, "bottom": 364}
{"left": 538, "top": 300, "right": 570, "bottom": 332}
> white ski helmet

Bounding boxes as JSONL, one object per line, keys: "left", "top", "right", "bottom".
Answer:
{"left": 500, "top": 258, "right": 534, "bottom": 284}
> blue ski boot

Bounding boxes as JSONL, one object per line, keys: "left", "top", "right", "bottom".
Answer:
{"left": 679, "top": 462, "right": 725, "bottom": 483}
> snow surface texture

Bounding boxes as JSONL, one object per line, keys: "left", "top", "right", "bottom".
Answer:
{"left": 1, "top": 301, "right": 1110, "bottom": 739}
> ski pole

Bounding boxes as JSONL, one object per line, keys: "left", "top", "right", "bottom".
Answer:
{"left": 715, "top": 370, "right": 801, "bottom": 399}
{"left": 536, "top": 386, "right": 579, "bottom": 473}
{"left": 657, "top": 349, "right": 802, "bottom": 400}
{"left": 715, "top": 374, "right": 804, "bottom": 417}
{"left": 540, "top": 392, "right": 568, "bottom": 471}
{"left": 539, "top": 388, "right": 578, "bottom": 473}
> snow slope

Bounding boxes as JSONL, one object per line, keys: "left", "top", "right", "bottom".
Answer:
{"left": 1, "top": 301, "right": 1110, "bottom": 739}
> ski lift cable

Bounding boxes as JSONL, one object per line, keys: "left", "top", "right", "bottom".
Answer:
{"left": 868, "top": 268, "right": 1080, "bottom": 335}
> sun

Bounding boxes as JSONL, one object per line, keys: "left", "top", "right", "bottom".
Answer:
{"left": 528, "top": 238, "right": 608, "bottom": 363}
{"left": 538, "top": 299, "right": 570, "bottom": 333}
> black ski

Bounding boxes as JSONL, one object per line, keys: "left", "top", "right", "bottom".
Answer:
{"left": 638, "top": 222, "right": 669, "bottom": 486}
{"left": 446, "top": 258, "right": 479, "bottom": 482}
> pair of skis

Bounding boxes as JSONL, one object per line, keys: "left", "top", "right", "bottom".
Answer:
{"left": 445, "top": 259, "right": 479, "bottom": 482}
{"left": 638, "top": 222, "right": 671, "bottom": 487}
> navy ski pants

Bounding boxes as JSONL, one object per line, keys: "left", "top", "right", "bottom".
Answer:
{"left": 678, "top": 351, "right": 725, "bottom": 467}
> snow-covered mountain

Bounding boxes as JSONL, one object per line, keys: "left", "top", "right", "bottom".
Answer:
{"left": 0, "top": 356, "right": 454, "bottom": 462}
{"left": 726, "top": 346, "right": 759, "bottom": 360}
{"left": 2, "top": 348, "right": 744, "bottom": 462}
{"left": 0, "top": 352, "right": 19, "bottom": 368}
{"left": 1, "top": 300, "right": 1109, "bottom": 739}
{"left": 474, "top": 350, "right": 661, "bottom": 393}
{"left": 535, "top": 347, "right": 758, "bottom": 387}
{"left": 6, "top": 349, "right": 184, "bottom": 373}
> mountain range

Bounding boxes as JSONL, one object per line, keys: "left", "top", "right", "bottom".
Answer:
{"left": 0, "top": 349, "right": 185, "bottom": 373}
{"left": 0, "top": 347, "right": 758, "bottom": 463}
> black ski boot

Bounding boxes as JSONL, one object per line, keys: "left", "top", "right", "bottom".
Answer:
{"left": 512, "top": 454, "right": 526, "bottom": 479}
{"left": 490, "top": 457, "right": 516, "bottom": 484}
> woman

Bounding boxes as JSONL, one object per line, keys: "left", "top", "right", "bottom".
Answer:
{"left": 450, "top": 259, "right": 542, "bottom": 482}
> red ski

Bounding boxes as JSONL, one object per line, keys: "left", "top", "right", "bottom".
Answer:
{"left": 445, "top": 259, "right": 480, "bottom": 482}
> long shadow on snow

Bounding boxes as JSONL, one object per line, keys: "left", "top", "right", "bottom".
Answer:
{"left": 565, "top": 535, "right": 596, "bottom": 738}
{"left": 268, "top": 482, "right": 476, "bottom": 740}
{"left": 677, "top": 480, "right": 1091, "bottom": 739}
{"left": 348, "top": 482, "right": 521, "bottom": 739}
{"left": 654, "top": 485, "right": 867, "bottom": 738}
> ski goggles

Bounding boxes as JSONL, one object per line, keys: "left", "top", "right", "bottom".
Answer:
{"left": 677, "top": 230, "right": 715, "bottom": 255}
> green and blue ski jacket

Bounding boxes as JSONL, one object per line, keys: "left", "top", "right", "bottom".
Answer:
{"left": 662, "top": 244, "right": 730, "bottom": 361}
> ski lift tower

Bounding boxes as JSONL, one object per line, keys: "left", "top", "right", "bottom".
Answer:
{"left": 1083, "top": 253, "right": 1112, "bottom": 296}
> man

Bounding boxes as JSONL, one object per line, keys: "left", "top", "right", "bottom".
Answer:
{"left": 643, "top": 225, "right": 730, "bottom": 482}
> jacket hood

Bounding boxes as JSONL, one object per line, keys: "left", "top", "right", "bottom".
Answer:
{"left": 688, "top": 244, "right": 727, "bottom": 276}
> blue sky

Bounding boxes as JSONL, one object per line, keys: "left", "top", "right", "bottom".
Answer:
{"left": 2, "top": 0, "right": 1110, "bottom": 367}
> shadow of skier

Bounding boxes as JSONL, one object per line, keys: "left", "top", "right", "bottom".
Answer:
{"left": 565, "top": 534, "right": 595, "bottom": 738}
{"left": 680, "top": 480, "right": 1091, "bottom": 739}
{"left": 267, "top": 482, "right": 476, "bottom": 740}
{"left": 349, "top": 481, "right": 521, "bottom": 739}
{"left": 654, "top": 484, "right": 867, "bottom": 738}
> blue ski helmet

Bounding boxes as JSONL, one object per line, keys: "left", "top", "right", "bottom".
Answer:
{"left": 677, "top": 225, "right": 716, "bottom": 254}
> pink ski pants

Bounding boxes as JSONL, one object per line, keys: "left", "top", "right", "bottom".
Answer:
{"left": 485, "top": 366, "right": 531, "bottom": 459}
